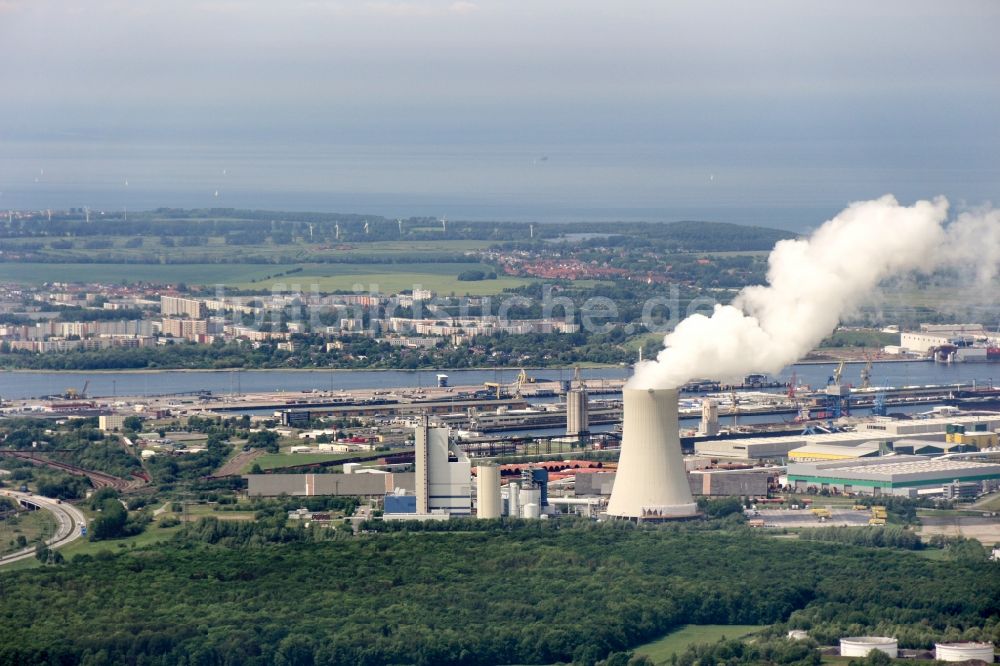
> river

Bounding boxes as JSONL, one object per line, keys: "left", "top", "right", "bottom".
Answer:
{"left": 2, "top": 360, "right": 998, "bottom": 402}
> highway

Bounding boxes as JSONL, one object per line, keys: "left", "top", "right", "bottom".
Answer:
{"left": 0, "top": 490, "right": 87, "bottom": 566}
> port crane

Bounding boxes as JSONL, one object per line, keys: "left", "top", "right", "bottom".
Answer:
{"left": 63, "top": 380, "right": 90, "bottom": 400}
{"left": 483, "top": 369, "right": 535, "bottom": 398}
{"left": 859, "top": 357, "right": 873, "bottom": 390}
{"left": 824, "top": 361, "right": 850, "bottom": 418}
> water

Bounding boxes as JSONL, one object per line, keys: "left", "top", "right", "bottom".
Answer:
{"left": 2, "top": 140, "right": 996, "bottom": 232}
{"left": 2, "top": 360, "right": 997, "bottom": 402}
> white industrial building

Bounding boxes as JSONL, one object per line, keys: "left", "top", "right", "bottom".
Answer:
{"left": 696, "top": 414, "right": 1000, "bottom": 461}
{"left": 859, "top": 414, "right": 1000, "bottom": 437}
{"left": 414, "top": 419, "right": 471, "bottom": 516}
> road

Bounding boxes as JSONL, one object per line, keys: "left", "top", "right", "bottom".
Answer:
{"left": 0, "top": 490, "right": 87, "bottom": 566}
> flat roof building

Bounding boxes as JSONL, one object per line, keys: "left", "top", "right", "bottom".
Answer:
{"left": 787, "top": 456, "right": 1000, "bottom": 496}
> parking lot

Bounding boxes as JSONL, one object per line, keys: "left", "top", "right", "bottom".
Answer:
{"left": 753, "top": 508, "right": 873, "bottom": 528}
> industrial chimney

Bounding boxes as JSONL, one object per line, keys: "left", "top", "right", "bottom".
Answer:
{"left": 607, "top": 387, "right": 698, "bottom": 520}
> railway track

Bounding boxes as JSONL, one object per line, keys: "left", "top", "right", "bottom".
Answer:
{"left": 0, "top": 451, "right": 144, "bottom": 491}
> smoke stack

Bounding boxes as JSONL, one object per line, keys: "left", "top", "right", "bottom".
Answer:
{"left": 607, "top": 388, "right": 697, "bottom": 520}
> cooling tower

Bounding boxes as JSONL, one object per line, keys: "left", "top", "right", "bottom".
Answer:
{"left": 606, "top": 387, "right": 698, "bottom": 520}
{"left": 476, "top": 464, "right": 501, "bottom": 519}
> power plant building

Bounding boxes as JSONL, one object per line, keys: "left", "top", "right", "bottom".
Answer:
{"left": 606, "top": 388, "right": 698, "bottom": 520}
{"left": 415, "top": 420, "right": 472, "bottom": 516}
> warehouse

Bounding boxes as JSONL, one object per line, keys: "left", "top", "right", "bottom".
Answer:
{"left": 696, "top": 414, "right": 1000, "bottom": 461}
{"left": 696, "top": 431, "right": 889, "bottom": 460}
{"left": 786, "top": 456, "right": 1000, "bottom": 497}
{"left": 787, "top": 441, "right": 883, "bottom": 462}
{"left": 858, "top": 414, "right": 1000, "bottom": 437}
{"left": 245, "top": 472, "right": 415, "bottom": 497}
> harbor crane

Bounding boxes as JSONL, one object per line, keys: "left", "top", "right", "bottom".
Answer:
{"left": 860, "top": 357, "right": 873, "bottom": 390}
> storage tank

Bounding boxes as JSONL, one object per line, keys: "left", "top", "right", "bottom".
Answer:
{"left": 522, "top": 503, "right": 541, "bottom": 519}
{"left": 607, "top": 387, "right": 698, "bottom": 519}
{"left": 839, "top": 637, "right": 898, "bottom": 658}
{"left": 935, "top": 642, "right": 995, "bottom": 663}
{"left": 520, "top": 487, "right": 541, "bottom": 516}
{"left": 476, "top": 464, "right": 501, "bottom": 519}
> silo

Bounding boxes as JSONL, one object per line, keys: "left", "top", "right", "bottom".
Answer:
{"left": 566, "top": 388, "right": 589, "bottom": 437}
{"left": 476, "top": 464, "right": 501, "bottom": 519}
{"left": 607, "top": 388, "right": 698, "bottom": 520}
{"left": 935, "top": 643, "right": 995, "bottom": 662}
{"left": 523, "top": 503, "right": 541, "bottom": 519}
{"left": 839, "top": 637, "right": 898, "bottom": 658}
{"left": 699, "top": 398, "right": 719, "bottom": 436}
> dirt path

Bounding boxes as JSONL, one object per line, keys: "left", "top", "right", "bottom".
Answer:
{"left": 213, "top": 448, "right": 265, "bottom": 477}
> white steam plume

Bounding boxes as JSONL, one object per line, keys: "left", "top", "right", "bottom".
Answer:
{"left": 629, "top": 195, "right": 999, "bottom": 390}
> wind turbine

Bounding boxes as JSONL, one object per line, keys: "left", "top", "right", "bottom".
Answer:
{"left": 397, "top": 218, "right": 403, "bottom": 235}
{"left": 364, "top": 220, "right": 369, "bottom": 235}
{"left": 440, "top": 216, "right": 447, "bottom": 232}
{"left": 335, "top": 223, "right": 340, "bottom": 240}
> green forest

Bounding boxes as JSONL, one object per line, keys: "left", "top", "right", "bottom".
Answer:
{"left": 0, "top": 522, "right": 996, "bottom": 666}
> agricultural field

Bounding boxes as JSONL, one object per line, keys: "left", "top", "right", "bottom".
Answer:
{"left": 232, "top": 262, "right": 533, "bottom": 296}
{"left": 0, "top": 260, "right": 532, "bottom": 294}
{"left": 0, "top": 262, "right": 295, "bottom": 286}
{"left": 0, "top": 235, "right": 495, "bottom": 262}
{"left": 633, "top": 624, "right": 766, "bottom": 664}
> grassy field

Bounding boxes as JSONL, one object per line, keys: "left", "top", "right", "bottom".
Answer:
{"left": 0, "top": 259, "right": 533, "bottom": 294}
{"left": 233, "top": 262, "right": 533, "bottom": 296}
{"left": 0, "top": 509, "right": 56, "bottom": 555}
{"left": 5, "top": 516, "right": 185, "bottom": 571}
{"left": 0, "top": 262, "right": 296, "bottom": 286}
{"left": 634, "top": 625, "right": 766, "bottom": 664}
{"left": 250, "top": 452, "right": 360, "bottom": 471}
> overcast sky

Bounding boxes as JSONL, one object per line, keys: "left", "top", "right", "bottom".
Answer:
{"left": 0, "top": 1, "right": 997, "bottom": 223}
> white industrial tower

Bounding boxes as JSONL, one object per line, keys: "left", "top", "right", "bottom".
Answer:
{"left": 606, "top": 388, "right": 698, "bottom": 520}
{"left": 698, "top": 398, "right": 719, "bottom": 436}
{"left": 566, "top": 367, "right": 589, "bottom": 437}
{"left": 415, "top": 417, "right": 472, "bottom": 516}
